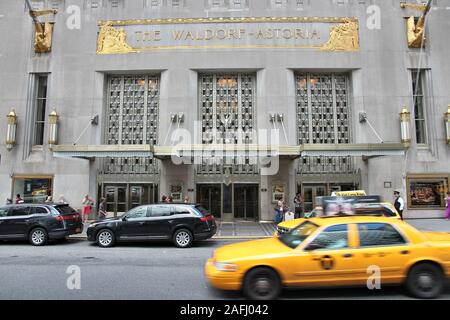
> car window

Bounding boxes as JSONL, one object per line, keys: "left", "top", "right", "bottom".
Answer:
{"left": 278, "top": 221, "right": 319, "bottom": 249}
{"left": 172, "top": 206, "right": 191, "bottom": 215}
{"left": 8, "top": 207, "right": 30, "bottom": 217}
{"left": 0, "top": 207, "right": 9, "bottom": 217}
{"left": 32, "top": 207, "right": 48, "bottom": 214}
{"left": 149, "top": 205, "right": 172, "bottom": 217}
{"left": 357, "top": 223, "right": 407, "bottom": 247}
{"left": 126, "top": 206, "right": 149, "bottom": 219}
{"left": 55, "top": 205, "right": 77, "bottom": 215}
{"left": 194, "top": 205, "right": 209, "bottom": 217}
{"left": 308, "top": 224, "right": 349, "bottom": 250}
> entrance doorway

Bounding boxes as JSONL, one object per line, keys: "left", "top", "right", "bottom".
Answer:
{"left": 303, "top": 185, "right": 327, "bottom": 213}
{"left": 102, "top": 184, "right": 158, "bottom": 217}
{"left": 196, "top": 183, "right": 259, "bottom": 220}
{"left": 234, "top": 184, "right": 258, "bottom": 220}
{"left": 197, "top": 184, "right": 222, "bottom": 218}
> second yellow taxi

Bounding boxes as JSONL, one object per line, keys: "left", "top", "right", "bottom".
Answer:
{"left": 205, "top": 216, "right": 450, "bottom": 300}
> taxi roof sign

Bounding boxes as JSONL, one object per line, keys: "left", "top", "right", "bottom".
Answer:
{"left": 331, "top": 190, "right": 367, "bottom": 196}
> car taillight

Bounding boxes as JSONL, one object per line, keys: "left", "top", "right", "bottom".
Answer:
{"left": 200, "top": 215, "right": 214, "bottom": 221}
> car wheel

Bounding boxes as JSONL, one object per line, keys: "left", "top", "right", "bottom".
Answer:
{"left": 406, "top": 263, "right": 444, "bottom": 299}
{"left": 243, "top": 267, "right": 282, "bottom": 300}
{"left": 29, "top": 228, "right": 48, "bottom": 246}
{"left": 96, "top": 229, "right": 115, "bottom": 248}
{"left": 173, "top": 229, "right": 193, "bottom": 248}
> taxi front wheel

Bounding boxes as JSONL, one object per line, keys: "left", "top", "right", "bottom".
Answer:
{"left": 405, "top": 263, "right": 444, "bottom": 299}
{"left": 243, "top": 267, "right": 282, "bottom": 300}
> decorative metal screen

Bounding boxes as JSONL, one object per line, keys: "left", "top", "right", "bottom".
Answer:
{"left": 198, "top": 73, "right": 257, "bottom": 175}
{"left": 100, "top": 75, "right": 159, "bottom": 175}
{"left": 295, "top": 74, "right": 353, "bottom": 173}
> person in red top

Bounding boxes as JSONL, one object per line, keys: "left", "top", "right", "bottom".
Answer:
{"left": 81, "top": 195, "right": 94, "bottom": 223}
{"left": 15, "top": 194, "right": 23, "bottom": 204}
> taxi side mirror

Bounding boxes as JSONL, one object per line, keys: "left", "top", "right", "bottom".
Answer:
{"left": 304, "top": 243, "right": 324, "bottom": 251}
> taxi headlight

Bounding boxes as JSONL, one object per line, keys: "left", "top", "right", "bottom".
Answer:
{"left": 214, "top": 262, "right": 238, "bottom": 272}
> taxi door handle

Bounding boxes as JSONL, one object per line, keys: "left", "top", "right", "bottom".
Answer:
{"left": 400, "top": 250, "right": 410, "bottom": 255}
{"left": 342, "top": 253, "right": 353, "bottom": 258}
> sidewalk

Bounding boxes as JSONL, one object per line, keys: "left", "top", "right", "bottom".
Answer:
{"left": 70, "top": 220, "right": 277, "bottom": 240}
{"left": 69, "top": 218, "right": 450, "bottom": 241}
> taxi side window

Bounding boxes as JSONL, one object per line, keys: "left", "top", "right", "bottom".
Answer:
{"left": 357, "top": 223, "right": 406, "bottom": 247}
{"left": 309, "top": 224, "right": 348, "bottom": 250}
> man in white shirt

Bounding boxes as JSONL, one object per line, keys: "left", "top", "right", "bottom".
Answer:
{"left": 394, "top": 191, "right": 405, "bottom": 220}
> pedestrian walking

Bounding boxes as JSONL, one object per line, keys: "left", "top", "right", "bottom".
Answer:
{"left": 161, "top": 195, "right": 167, "bottom": 203}
{"left": 294, "top": 193, "right": 304, "bottom": 219}
{"left": 81, "top": 194, "right": 94, "bottom": 223}
{"left": 98, "top": 197, "right": 107, "bottom": 220}
{"left": 15, "top": 194, "right": 23, "bottom": 204}
{"left": 274, "top": 197, "right": 285, "bottom": 223}
{"left": 444, "top": 192, "right": 450, "bottom": 221}
{"left": 167, "top": 196, "right": 173, "bottom": 203}
{"left": 394, "top": 191, "right": 405, "bottom": 220}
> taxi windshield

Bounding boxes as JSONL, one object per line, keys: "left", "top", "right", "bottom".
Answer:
{"left": 278, "top": 221, "right": 319, "bottom": 249}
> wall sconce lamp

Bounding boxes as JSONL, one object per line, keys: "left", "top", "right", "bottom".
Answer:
{"left": 48, "top": 109, "right": 59, "bottom": 148}
{"left": 170, "top": 113, "right": 184, "bottom": 123}
{"left": 445, "top": 105, "right": 450, "bottom": 145}
{"left": 6, "top": 109, "right": 17, "bottom": 151}
{"left": 400, "top": 106, "right": 411, "bottom": 148}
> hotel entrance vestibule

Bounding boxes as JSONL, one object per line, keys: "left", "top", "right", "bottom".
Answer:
{"left": 101, "top": 184, "right": 159, "bottom": 217}
{"left": 196, "top": 183, "right": 259, "bottom": 221}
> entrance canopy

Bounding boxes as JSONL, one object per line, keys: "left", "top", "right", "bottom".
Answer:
{"left": 299, "top": 143, "right": 406, "bottom": 158}
{"left": 52, "top": 144, "right": 154, "bottom": 159}
{"left": 52, "top": 143, "right": 406, "bottom": 160}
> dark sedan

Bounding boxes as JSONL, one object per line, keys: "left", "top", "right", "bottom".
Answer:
{"left": 87, "top": 203, "right": 217, "bottom": 248}
{"left": 0, "top": 203, "right": 83, "bottom": 246}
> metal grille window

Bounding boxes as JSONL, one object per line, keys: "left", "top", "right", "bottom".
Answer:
{"left": 102, "top": 75, "right": 160, "bottom": 175}
{"left": 295, "top": 74, "right": 352, "bottom": 173}
{"left": 411, "top": 70, "right": 427, "bottom": 144}
{"left": 34, "top": 75, "right": 48, "bottom": 146}
{"left": 198, "top": 73, "right": 257, "bottom": 175}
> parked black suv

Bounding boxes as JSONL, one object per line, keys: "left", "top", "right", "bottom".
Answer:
{"left": 87, "top": 203, "right": 217, "bottom": 248}
{"left": 0, "top": 204, "right": 83, "bottom": 246}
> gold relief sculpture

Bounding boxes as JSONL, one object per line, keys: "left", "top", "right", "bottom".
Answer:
{"left": 320, "top": 19, "right": 359, "bottom": 51}
{"left": 34, "top": 22, "right": 54, "bottom": 53}
{"left": 400, "top": 2, "right": 428, "bottom": 12}
{"left": 29, "top": 10, "right": 57, "bottom": 53}
{"left": 406, "top": 16, "right": 425, "bottom": 48}
{"left": 97, "top": 22, "right": 137, "bottom": 54}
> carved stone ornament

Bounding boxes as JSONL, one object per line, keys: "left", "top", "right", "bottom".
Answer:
{"left": 34, "top": 22, "right": 54, "bottom": 53}
{"left": 406, "top": 16, "right": 425, "bottom": 48}
{"left": 320, "top": 19, "right": 359, "bottom": 52}
{"left": 97, "top": 22, "right": 137, "bottom": 54}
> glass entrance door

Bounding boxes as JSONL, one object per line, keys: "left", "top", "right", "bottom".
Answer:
{"left": 303, "top": 185, "right": 326, "bottom": 213}
{"left": 234, "top": 184, "right": 258, "bottom": 221}
{"left": 105, "top": 185, "right": 127, "bottom": 218}
{"left": 103, "top": 184, "right": 158, "bottom": 217}
{"left": 196, "top": 184, "right": 222, "bottom": 218}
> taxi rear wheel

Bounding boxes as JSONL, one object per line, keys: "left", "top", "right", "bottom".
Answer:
{"left": 243, "top": 267, "right": 281, "bottom": 300}
{"left": 406, "top": 263, "right": 444, "bottom": 299}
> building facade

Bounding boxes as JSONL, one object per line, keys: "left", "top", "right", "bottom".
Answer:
{"left": 0, "top": 0, "right": 449, "bottom": 220}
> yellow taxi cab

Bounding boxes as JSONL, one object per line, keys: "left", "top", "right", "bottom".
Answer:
{"left": 205, "top": 216, "right": 450, "bottom": 300}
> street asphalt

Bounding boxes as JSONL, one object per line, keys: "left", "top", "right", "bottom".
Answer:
{"left": 0, "top": 235, "right": 449, "bottom": 300}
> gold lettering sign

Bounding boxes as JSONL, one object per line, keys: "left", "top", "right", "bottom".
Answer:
{"left": 96, "top": 17, "right": 360, "bottom": 54}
